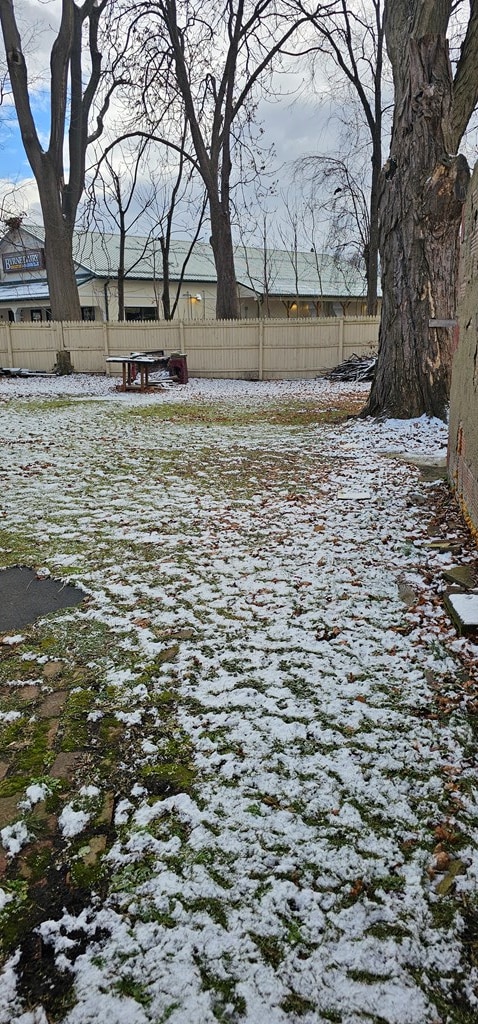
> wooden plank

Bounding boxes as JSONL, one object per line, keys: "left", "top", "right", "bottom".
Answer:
{"left": 429, "top": 318, "right": 457, "bottom": 328}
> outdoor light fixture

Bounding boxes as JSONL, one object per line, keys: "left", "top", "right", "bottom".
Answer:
{"left": 185, "top": 292, "right": 204, "bottom": 317}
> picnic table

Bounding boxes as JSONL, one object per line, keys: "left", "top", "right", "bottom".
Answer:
{"left": 106, "top": 350, "right": 188, "bottom": 391}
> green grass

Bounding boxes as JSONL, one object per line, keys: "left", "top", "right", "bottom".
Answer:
{"left": 280, "top": 992, "right": 316, "bottom": 1016}
{"left": 249, "top": 931, "right": 284, "bottom": 967}
{"left": 195, "top": 962, "right": 247, "bottom": 1021}
{"left": 113, "top": 977, "right": 152, "bottom": 1007}
{"left": 123, "top": 397, "right": 364, "bottom": 428}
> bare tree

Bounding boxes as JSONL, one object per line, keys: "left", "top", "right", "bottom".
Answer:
{"left": 86, "top": 138, "right": 157, "bottom": 320}
{"left": 292, "top": 0, "right": 386, "bottom": 315}
{"left": 114, "top": 0, "right": 315, "bottom": 320}
{"left": 147, "top": 128, "right": 208, "bottom": 321}
{"left": 0, "top": 0, "right": 118, "bottom": 320}
{"left": 235, "top": 206, "right": 280, "bottom": 317}
{"left": 365, "top": 0, "right": 478, "bottom": 420}
{"left": 155, "top": 208, "right": 208, "bottom": 323}
{"left": 297, "top": 132, "right": 372, "bottom": 282}
{"left": 277, "top": 194, "right": 301, "bottom": 316}
{"left": 85, "top": 127, "right": 208, "bottom": 321}
{"left": 0, "top": 182, "right": 26, "bottom": 225}
{"left": 0, "top": 10, "right": 37, "bottom": 136}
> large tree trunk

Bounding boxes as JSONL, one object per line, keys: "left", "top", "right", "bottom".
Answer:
{"left": 160, "top": 236, "right": 172, "bottom": 321}
{"left": 39, "top": 169, "right": 82, "bottom": 322}
{"left": 365, "top": 30, "right": 469, "bottom": 420}
{"left": 43, "top": 226, "right": 81, "bottom": 322}
{"left": 209, "top": 198, "right": 240, "bottom": 320}
{"left": 117, "top": 219, "right": 126, "bottom": 321}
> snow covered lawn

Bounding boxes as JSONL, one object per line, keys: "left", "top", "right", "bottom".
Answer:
{"left": 0, "top": 375, "right": 478, "bottom": 1024}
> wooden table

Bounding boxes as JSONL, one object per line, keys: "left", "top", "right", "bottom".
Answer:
{"left": 106, "top": 353, "right": 169, "bottom": 392}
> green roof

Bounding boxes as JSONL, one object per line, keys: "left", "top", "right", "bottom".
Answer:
{"left": 22, "top": 225, "right": 369, "bottom": 299}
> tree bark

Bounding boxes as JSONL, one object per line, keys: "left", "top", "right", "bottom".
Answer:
{"left": 160, "top": 236, "right": 171, "bottom": 321}
{"left": 365, "top": 19, "right": 470, "bottom": 419}
{"left": 39, "top": 162, "right": 82, "bottom": 322}
{"left": 117, "top": 209, "right": 126, "bottom": 321}
{"left": 209, "top": 197, "right": 240, "bottom": 320}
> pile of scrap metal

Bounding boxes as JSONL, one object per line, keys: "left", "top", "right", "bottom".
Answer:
{"left": 324, "top": 353, "right": 376, "bottom": 382}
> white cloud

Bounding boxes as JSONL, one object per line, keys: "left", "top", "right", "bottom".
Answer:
{"left": 0, "top": 175, "right": 41, "bottom": 223}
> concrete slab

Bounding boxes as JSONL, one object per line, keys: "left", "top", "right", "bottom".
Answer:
{"left": 392, "top": 454, "right": 447, "bottom": 468}
{"left": 425, "top": 540, "right": 462, "bottom": 553}
{"left": 444, "top": 592, "right": 478, "bottom": 634}
{"left": 0, "top": 566, "right": 84, "bottom": 632}
{"left": 337, "top": 488, "right": 372, "bottom": 500}
{"left": 442, "top": 565, "right": 477, "bottom": 590}
{"left": 387, "top": 453, "right": 447, "bottom": 481}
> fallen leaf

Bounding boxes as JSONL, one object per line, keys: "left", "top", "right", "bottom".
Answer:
{"left": 434, "top": 851, "right": 451, "bottom": 872}
{"left": 434, "top": 824, "right": 458, "bottom": 843}
{"left": 435, "top": 859, "right": 466, "bottom": 895}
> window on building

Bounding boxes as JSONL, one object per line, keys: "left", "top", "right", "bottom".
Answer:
{"left": 30, "top": 309, "right": 42, "bottom": 322}
{"left": 81, "top": 306, "right": 96, "bottom": 321}
{"left": 125, "top": 306, "right": 158, "bottom": 321}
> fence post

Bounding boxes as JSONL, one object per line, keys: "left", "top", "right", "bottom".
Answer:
{"left": 338, "top": 317, "right": 344, "bottom": 364}
{"left": 6, "top": 322, "right": 14, "bottom": 366}
{"left": 104, "top": 321, "right": 111, "bottom": 364}
{"left": 258, "top": 319, "right": 264, "bottom": 381}
{"left": 179, "top": 320, "right": 185, "bottom": 354}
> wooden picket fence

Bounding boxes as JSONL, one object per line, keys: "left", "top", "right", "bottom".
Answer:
{"left": 0, "top": 315, "right": 379, "bottom": 379}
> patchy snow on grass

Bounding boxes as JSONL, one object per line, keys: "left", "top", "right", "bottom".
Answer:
{"left": 0, "top": 371, "right": 370, "bottom": 405}
{"left": 20, "top": 783, "right": 51, "bottom": 809}
{"left": 0, "top": 376, "right": 476, "bottom": 1024}
{"left": 58, "top": 806, "right": 91, "bottom": 839}
{"left": 0, "top": 888, "right": 14, "bottom": 911}
{"left": 0, "top": 821, "right": 30, "bottom": 858}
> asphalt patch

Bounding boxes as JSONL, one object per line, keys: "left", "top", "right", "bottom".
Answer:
{"left": 0, "top": 566, "right": 84, "bottom": 631}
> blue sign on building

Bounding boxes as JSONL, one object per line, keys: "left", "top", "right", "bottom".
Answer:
{"left": 2, "top": 250, "right": 44, "bottom": 273}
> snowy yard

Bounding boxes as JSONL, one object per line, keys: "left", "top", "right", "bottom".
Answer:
{"left": 0, "top": 375, "right": 478, "bottom": 1024}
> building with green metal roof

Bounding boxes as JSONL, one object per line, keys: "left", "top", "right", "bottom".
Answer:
{"left": 0, "top": 223, "right": 374, "bottom": 323}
